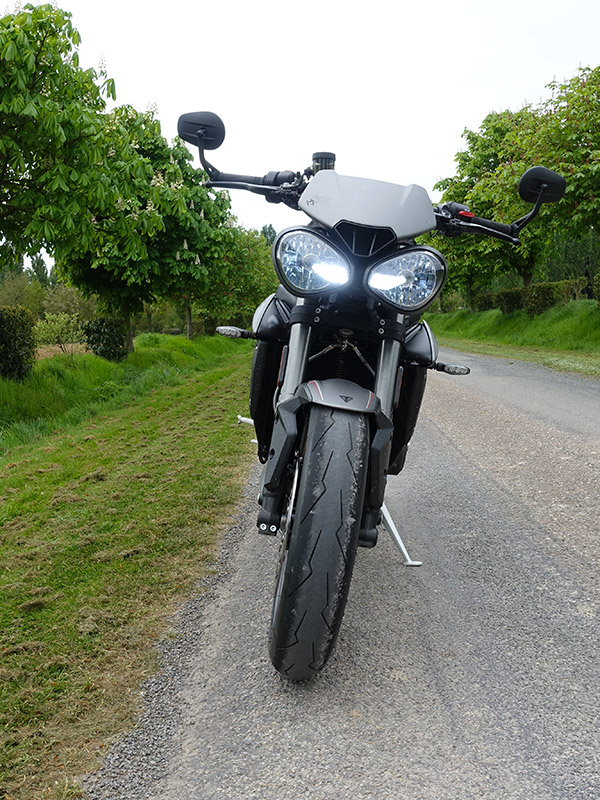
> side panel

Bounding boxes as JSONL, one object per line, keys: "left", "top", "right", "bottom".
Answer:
{"left": 249, "top": 340, "right": 282, "bottom": 463}
{"left": 402, "top": 320, "right": 438, "bottom": 365}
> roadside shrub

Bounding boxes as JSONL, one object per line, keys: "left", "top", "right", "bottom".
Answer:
{"left": 524, "top": 281, "right": 571, "bottom": 317}
{"left": 80, "top": 317, "right": 128, "bottom": 362}
{"left": 495, "top": 288, "right": 525, "bottom": 314}
{"left": 35, "top": 312, "right": 82, "bottom": 354}
{"left": 439, "top": 290, "right": 466, "bottom": 313}
{"left": 0, "top": 305, "right": 36, "bottom": 380}
{"left": 594, "top": 273, "right": 600, "bottom": 305}
{"left": 472, "top": 292, "right": 497, "bottom": 311}
{"left": 569, "top": 276, "right": 589, "bottom": 300}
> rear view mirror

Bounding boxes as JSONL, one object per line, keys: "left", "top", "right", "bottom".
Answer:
{"left": 177, "top": 112, "right": 225, "bottom": 150}
{"left": 518, "top": 166, "right": 566, "bottom": 204}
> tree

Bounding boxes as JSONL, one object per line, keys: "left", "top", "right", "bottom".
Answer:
{"left": 260, "top": 224, "right": 277, "bottom": 247}
{"left": 0, "top": 4, "right": 162, "bottom": 265}
{"left": 26, "top": 253, "right": 50, "bottom": 287}
{"left": 0, "top": 271, "right": 46, "bottom": 319}
{"left": 433, "top": 67, "right": 600, "bottom": 296}
{"left": 432, "top": 108, "right": 543, "bottom": 291}
{"left": 56, "top": 107, "right": 233, "bottom": 341}
{"left": 193, "top": 226, "right": 278, "bottom": 330}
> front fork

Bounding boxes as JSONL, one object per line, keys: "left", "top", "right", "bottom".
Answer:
{"left": 268, "top": 311, "right": 420, "bottom": 564}
{"left": 278, "top": 300, "right": 311, "bottom": 405}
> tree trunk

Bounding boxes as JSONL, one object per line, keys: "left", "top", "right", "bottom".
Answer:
{"left": 185, "top": 297, "right": 193, "bottom": 340}
{"left": 123, "top": 314, "right": 135, "bottom": 353}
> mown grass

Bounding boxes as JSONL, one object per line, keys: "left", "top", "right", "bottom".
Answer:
{"left": 425, "top": 299, "right": 600, "bottom": 376}
{"left": 0, "top": 337, "right": 255, "bottom": 799}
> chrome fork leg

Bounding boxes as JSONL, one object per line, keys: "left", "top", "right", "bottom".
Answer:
{"left": 380, "top": 504, "right": 422, "bottom": 566}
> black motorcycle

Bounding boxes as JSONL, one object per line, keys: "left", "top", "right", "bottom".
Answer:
{"left": 178, "top": 111, "right": 565, "bottom": 680}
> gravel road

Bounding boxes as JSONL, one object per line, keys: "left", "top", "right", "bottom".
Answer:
{"left": 84, "top": 351, "right": 600, "bottom": 800}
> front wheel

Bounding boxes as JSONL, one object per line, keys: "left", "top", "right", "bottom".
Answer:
{"left": 269, "top": 406, "right": 369, "bottom": 680}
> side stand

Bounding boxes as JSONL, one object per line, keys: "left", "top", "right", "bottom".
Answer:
{"left": 380, "top": 504, "right": 422, "bottom": 566}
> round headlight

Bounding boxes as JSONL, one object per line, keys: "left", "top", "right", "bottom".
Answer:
{"left": 366, "top": 247, "right": 447, "bottom": 312}
{"left": 275, "top": 229, "right": 351, "bottom": 295}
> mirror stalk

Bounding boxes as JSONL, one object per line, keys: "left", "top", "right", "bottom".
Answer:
{"left": 513, "top": 186, "right": 547, "bottom": 233}
{"left": 198, "top": 146, "right": 221, "bottom": 182}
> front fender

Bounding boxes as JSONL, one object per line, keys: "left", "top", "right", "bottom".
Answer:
{"left": 297, "top": 378, "right": 378, "bottom": 413}
{"left": 263, "top": 379, "right": 393, "bottom": 513}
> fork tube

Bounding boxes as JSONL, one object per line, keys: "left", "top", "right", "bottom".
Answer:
{"left": 278, "top": 302, "right": 312, "bottom": 404}
{"left": 374, "top": 338, "right": 402, "bottom": 418}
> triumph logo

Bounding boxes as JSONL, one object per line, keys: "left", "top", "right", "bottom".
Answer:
{"left": 339, "top": 395, "right": 354, "bottom": 404}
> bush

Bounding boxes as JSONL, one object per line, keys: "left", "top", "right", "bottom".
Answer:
{"left": 0, "top": 305, "right": 36, "bottom": 380}
{"left": 594, "top": 273, "right": 600, "bottom": 304}
{"left": 80, "top": 317, "right": 128, "bottom": 362}
{"left": 35, "top": 312, "right": 82, "bottom": 354}
{"left": 524, "top": 280, "right": 571, "bottom": 317}
{"left": 472, "top": 292, "right": 497, "bottom": 311}
{"left": 495, "top": 288, "right": 525, "bottom": 314}
{"left": 569, "top": 276, "right": 589, "bottom": 300}
{"left": 440, "top": 290, "right": 466, "bottom": 313}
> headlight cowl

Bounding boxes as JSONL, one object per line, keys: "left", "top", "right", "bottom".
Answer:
{"left": 274, "top": 229, "right": 351, "bottom": 296}
{"left": 366, "top": 247, "right": 447, "bottom": 312}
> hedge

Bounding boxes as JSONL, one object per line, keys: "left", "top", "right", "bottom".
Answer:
{"left": 522, "top": 281, "right": 567, "bottom": 317}
{"left": 0, "top": 305, "right": 36, "bottom": 380}
{"left": 473, "top": 277, "right": 592, "bottom": 316}
{"left": 495, "top": 287, "right": 525, "bottom": 314}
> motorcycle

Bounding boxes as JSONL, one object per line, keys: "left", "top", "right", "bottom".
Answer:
{"left": 177, "top": 111, "right": 566, "bottom": 680}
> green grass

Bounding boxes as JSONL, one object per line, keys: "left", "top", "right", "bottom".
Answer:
{"left": 0, "top": 334, "right": 253, "bottom": 449}
{"left": 0, "top": 338, "right": 256, "bottom": 799}
{"left": 425, "top": 299, "right": 600, "bottom": 376}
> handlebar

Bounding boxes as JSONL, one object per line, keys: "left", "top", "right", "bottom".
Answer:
{"left": 207, "top": 168, "right": 522, "bottom": 243}
{"left": 435, "top": 202, "right": 520, "bottom": 244}
{"left": 213, "top": 170, "right": 297, "bottom": 187}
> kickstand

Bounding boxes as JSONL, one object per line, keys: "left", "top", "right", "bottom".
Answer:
{"left": 380, "top": 504, "right": 422, "bottom": 566}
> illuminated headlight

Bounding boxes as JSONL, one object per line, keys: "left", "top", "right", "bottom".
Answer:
{"left": 275, "top": 229, "right": 351, "bottom": 295}
{"left": 366, "top": 247, "right": 447, "bottom": 312}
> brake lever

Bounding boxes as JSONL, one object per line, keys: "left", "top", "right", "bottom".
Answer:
{"left": 207, "top": 180, "right": 304, "bottom": 209}
{"left": 434, "top": 212, "right": 520, "bottom": 245}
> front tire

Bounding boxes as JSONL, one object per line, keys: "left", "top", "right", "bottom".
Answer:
{"left": 269, "top": 406, "right": 369, "bottom": 680}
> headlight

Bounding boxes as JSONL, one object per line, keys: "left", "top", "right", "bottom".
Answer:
{"left": 275, "top": 229, "right": 351, "bottom": 295}
{"left": 366, "top": 247, "right": 447, "bottom": 312}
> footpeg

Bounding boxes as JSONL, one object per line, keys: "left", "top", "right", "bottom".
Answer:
{"left": 380, "top": 504, "right": 422, "bottom": 566}
{"left": 237, "top": 415, "right": 257, "bottom": 445}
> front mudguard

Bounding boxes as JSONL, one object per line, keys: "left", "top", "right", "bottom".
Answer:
{"left": 258, "top": 379, "right": 393, "bottom": 536}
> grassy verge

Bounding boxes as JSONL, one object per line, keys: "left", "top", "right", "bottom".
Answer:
{"left": 0, "top": 333, "right": 253, "bottom": 450}
{"left": 1, "top": 338, "right": 255, "bottom": 799}
{"left": 425, "top": 299, "right": 600, "bottom": 376}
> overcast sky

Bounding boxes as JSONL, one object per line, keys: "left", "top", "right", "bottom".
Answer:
{"left": 30, "top": 0, "right": 600, "bottom": 230}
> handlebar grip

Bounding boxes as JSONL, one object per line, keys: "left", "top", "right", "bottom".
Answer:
{"left": 461, "top": 212, "right": 516, "bottom": 237}
{"left": 213, "top": 170, "right": 297, "bottom": 187}
{"left": 264, "top": 170, "right": 296, "bottom": 186}
{"left": 215, "top": 172, "right": 267, "bottom": 185}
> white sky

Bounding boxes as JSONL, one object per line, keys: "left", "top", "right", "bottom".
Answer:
{"left": 32, "top": 0, "right": 600, "bottom": 230}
